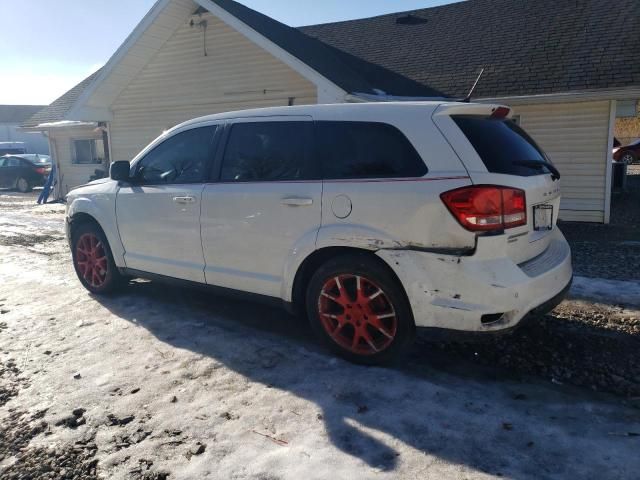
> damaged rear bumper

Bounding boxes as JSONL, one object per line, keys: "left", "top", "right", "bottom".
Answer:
{"left": 376, "top": 228, "right": 573, "bottom": 333}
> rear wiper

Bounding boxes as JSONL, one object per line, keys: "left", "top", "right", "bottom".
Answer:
{"left": 513, "top": 160, "right": 561, "bottom": 181}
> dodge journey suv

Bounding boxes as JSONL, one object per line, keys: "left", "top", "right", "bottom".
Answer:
{"left": 66, "top": 102, "right": 572, "bottom": 364}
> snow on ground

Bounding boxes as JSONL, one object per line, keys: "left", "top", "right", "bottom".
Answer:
{"left": 1, "top": 192, "right": 639, "bottom": 480}
{"left": 570, "top": 276, "right": 640, "bottom": 307}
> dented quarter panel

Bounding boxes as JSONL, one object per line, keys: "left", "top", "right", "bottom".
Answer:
{"left": 376, "top": 228, "right": 572, "bottom": 331}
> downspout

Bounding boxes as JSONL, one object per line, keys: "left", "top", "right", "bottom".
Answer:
{"left": 98, "top": 121, "right": 112, "bottom": 173}
{"left": 604, "top": 100, "right": 617, "bottom": 224}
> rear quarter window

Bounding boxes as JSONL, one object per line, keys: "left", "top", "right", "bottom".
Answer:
{"left": 453, "top": 116, "right": 551, "bottom": 176}
{"left": 315, "top": 121, "right": 427, "bottom": 180}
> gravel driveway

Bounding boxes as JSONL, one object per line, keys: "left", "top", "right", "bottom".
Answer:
{"left": 1, "top": 191, "right": 639, "bottom": 480}
{"left": 561, "top": 164, "right": 640, "bottom": 281}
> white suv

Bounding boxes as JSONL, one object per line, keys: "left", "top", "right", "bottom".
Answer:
{"left": 66, "top": 102, "right": 572, "bottom": 363}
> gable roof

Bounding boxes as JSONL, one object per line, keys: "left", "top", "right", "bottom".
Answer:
{"left": 206, "top": 0, "right": 445, "bottom": 97}
{"left": 21, "top": 69, "right": 103, "bottom": 128}
{"left": 28, "top": 0, "right": 640, "bottom": 127}
{"left": 0, "top": 105, "right": 46, "bottom": 124}
{"left": 299, "top": 0, "right": 640, "bottom": 98}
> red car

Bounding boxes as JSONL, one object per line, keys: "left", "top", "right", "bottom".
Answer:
{"left": 613, "top": 138, "right": 640, "bottom": 165}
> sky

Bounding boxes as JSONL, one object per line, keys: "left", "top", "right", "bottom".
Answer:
{"left": 0, "top": 0, "right": 457, "bottom": 106}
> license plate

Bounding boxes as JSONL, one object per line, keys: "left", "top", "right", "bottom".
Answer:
{"left": 533, "top": 204, "right": 553, "bottom": 231}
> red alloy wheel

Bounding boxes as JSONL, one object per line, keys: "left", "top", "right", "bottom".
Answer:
{"left": 317, "top": 274, "right": 398, "bottom": 356}
{"left": 75, "top": 233, "right": 109, "bottom": 288}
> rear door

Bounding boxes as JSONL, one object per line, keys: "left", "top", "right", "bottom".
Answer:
{"left": 201, "top": 117, "right": 321, "bottom": 298}
{"left": 433, "top": 104, "right": 561, "bottom": 264}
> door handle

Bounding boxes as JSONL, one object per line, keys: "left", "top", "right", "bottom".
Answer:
{"left": 281, "top": 197, "right": 313, "bottom": 207}
{"left": 173, "top": 196, "right": 196, "bottom": 204}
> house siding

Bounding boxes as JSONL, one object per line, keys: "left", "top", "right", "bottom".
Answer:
{"left": 110, "top": 11, "right": 317, "bottom": 161}
{"left": 48, "top": 127, "right": 105, "bottom": 196}
{"left": 513, "top": 100, "right": 611, "bottom": 223}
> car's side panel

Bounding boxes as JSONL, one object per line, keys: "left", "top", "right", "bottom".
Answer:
{"left": 66, "top": 181, "right": 126, "bottom": 267}
{"left": 202, "top": 182, "right": 323, "bottom": 298}
{"left": 319, "top": 177, "right": 475, "bottom": 254}
{"left": 116, "top": 184, "right": 207, "bottom": 283}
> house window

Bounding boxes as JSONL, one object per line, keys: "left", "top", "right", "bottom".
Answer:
{"left": 72, "top": 139, "right": 104, "bottom": 165}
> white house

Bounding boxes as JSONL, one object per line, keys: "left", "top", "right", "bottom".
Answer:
{"left": 23, "top": 0, "right": 640, "bottom": 222}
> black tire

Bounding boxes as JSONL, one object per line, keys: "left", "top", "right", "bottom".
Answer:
{"left": 306, "top": 253, "right": 415, "bottom": 365}
{"left": 71, "top": 222, "right": 123, "bottom": 295}
{"left": 620, "top": 152, "right": 637, "bottom": 165}
{"left": 16, "top": 177, "right": 31, "bottom": 193}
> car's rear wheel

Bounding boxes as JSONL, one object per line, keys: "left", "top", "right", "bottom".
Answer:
{"left": 306, "top": 253, "right": 415, "bottom": 365}
{"left": 71, "top": 222, "right": 123, "bottom": 294}
{"left": 620, "top": 152, "right": 637, "bottom": 165}
{"left": 16, "top": 177, "right": 31, "bottom": 193}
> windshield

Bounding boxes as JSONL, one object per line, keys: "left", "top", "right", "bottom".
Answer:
{"left": 453, "top": 116, "right": 552, "bottom": 176}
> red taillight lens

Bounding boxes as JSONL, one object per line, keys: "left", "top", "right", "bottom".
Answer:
{"left": 35, "top": 167, "right": 46, "bottom": 175}
{"left": 441, "top": 186, "right": 527, "bottom": 232}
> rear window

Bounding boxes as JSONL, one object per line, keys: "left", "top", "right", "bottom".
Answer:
{"left": 453, "top": 116, "right": 550, "bottom": 176}
{"left": 316, "top": 121, "right": 427, "bottom": 180}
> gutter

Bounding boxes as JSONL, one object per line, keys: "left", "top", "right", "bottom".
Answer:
{"left": 348, "top": 86, "right": 640, "bottom": 105}
{"left": 478, "top": 86, "right": 640, "bottom": 105}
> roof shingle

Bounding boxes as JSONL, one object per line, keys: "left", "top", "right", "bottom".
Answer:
{"left": 299, "top": 0, "right": 640, "bottom": 98}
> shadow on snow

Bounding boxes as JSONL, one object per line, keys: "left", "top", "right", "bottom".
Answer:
{"left": 94, "top": 280, "right": 639, "bottom": 479}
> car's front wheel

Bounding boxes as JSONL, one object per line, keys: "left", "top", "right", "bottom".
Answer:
{"left": 16, "top": 177, "right": 31, "bottom": 193}
{"left": 306, "top": 253, "right": 415, "bottom": 365}
{"left": 620, "top": 152, "right": 637, "bottom": 165}
{"left": 71, "top": 222, "right": 123, "bottom": 294}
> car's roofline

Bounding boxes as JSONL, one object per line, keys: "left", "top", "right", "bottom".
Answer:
{"left": 174, "top": 101, "right": 506, "bottom": 131}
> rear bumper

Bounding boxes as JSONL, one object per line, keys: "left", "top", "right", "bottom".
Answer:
{"left": 377, "top": 228, "right": 573, "bottom": 332}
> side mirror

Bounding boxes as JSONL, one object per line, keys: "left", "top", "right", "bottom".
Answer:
{"left": 110, "top": 161, "right": 131, "bottom": 182}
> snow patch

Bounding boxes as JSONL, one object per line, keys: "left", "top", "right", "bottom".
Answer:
{"left": 570, "top": 276, "right": 640, "bottom": 307}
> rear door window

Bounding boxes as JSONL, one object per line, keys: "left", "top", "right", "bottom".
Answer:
{"left": 453, "top": 116, "right": 551, "bottom": 176}
{"left": 315, "top": 121, "right": 427, "bottom": 180}
{"left": 220, "top": 121, "right": 314, "bottom": 182}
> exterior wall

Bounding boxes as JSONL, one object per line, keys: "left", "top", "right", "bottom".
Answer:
{"left": 48, "top": 127, "right": 106, "bottom": 196}
{"left": 0, "top": 123, "right": 50, "bottom": 154}
{"left": 109, "top": 11, "right": 317, "bottom": 161}
{"left": 512, "top": 100, "right": 611, "bottom": 223}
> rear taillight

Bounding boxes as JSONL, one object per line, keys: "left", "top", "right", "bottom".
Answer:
{"left": 35, "top": 167, "right": 46, "bottom": 175}
{"left": 441, "top": 186, "right": 527, "bottom": 232}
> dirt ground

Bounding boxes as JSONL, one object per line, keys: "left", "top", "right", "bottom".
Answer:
{"left": 1, "top": 191, "right": 639, "bottom": 480}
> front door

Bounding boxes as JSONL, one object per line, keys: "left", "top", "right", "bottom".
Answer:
{"left": 116, "top": 125, "right": 219, "bottom": 283}
{"left": 0, "top": 157, "right": 21, "bottom": 188}
{"left": 201, "top": 117, "right": 321, "bottom": 298}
